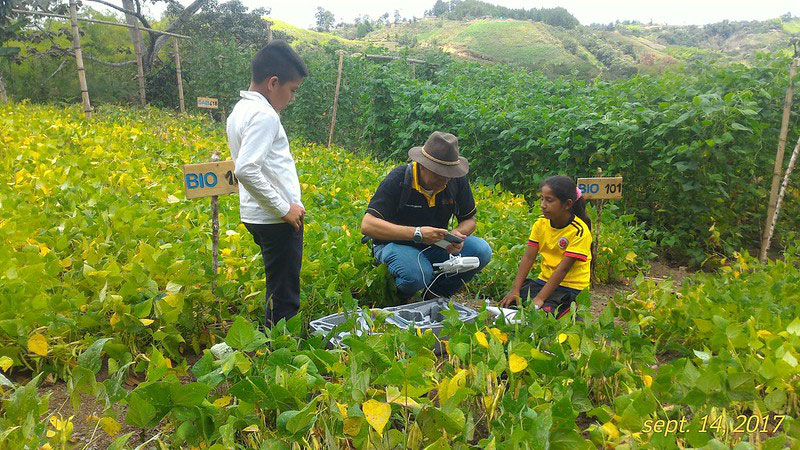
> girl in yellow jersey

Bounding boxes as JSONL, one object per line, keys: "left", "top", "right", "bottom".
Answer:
{"left": 500, "top": 176, "right": 592, "bottom": 318}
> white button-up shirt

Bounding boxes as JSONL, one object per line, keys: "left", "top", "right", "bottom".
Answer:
{"left": 226, "top": 91, "right": 302, "bottom": 224}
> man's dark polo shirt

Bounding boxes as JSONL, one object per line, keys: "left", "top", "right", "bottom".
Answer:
{"left": 365, "top": 163, "right": 477, "bottom": 247}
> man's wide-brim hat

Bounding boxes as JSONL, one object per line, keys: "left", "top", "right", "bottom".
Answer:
{"left": 408, "top": 131, "right": 469, "bottom": 178}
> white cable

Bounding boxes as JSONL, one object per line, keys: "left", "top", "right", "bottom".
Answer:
{"left": 417, "top": 246, "right": 447, "bottom": 299}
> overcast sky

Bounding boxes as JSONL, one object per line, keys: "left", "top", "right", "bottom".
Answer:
{"left": 142, "top": 0, "right": 800, "bottom": 28}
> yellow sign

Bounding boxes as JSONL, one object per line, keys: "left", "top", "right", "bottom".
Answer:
{"left": 183, "top": 160, "right": 238, "bottom": 199}
{"left": 197, "top": 97, "right": 219, "bottom": 109}
{"left": 577, "top": 177, "right": 622, "bottom": 200}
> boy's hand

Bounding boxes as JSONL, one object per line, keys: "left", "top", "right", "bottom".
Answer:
{"left": 283, "top": 203, "right": 306, "bottom": 231}
{"left": 446, "top": 230, "right": 466, "bottom": 254}
{"left": 499, "top": 289, "right": 520, "bottom": 308}
{"left": 420, "top": 226, "right": 448, "bottom": 245}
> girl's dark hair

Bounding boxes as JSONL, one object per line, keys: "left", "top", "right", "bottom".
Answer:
{"left": 251, "top": 40, "right": 308, "bottom": 84}
{"left": 541, "top": 176, "right": 592, "bottom": 231}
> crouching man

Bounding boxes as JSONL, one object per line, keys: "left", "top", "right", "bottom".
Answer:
{"left": 360, "top": 131, "right": 492, "bottom": 301}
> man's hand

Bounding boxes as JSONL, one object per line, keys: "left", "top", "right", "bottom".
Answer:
{"left": 446, "top": 229, "right": 466, "bottom": 254}
{"left": 282, "top": 203, "right": 306, "bottom": 231}
{"left": 420, "top": 226, "right": 448, "bottom": 245}
{"left": 499, "top": 289, "right": 520, "bottom": 308}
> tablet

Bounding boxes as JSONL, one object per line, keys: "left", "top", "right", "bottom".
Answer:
{"left": 434, "top": 232, "right": 464, "bottom": 249}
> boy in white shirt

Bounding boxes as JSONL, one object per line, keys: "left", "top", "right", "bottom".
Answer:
{"left": 226, "top": 40, "right": 307, "bottom": 327}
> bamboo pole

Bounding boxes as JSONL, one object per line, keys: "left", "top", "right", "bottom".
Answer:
{"left": 762, "top": 136, "right": 800, "bottom": 259}
{"left": 133, "top": 19, "right": 146, "bottom": 106}
{"left": 173, "top": 38, "right": 185, "bottom": 113}
{"left": 760, "top": 56, "right": 798, "bottom": 262}
{"left": 68, "top": 0, "right": 92, "bottom": 119}
{"left": 11, "top": 9, "right": 190, "bottom": 38}
{"left": 327, "top": 50, "right": 344, "bottom": 148}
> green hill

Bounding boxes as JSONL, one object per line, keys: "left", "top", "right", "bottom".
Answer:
{"left": 273, "top": 15, "right": 799, "bottom": 80}
{"left": 362, "top": 18, "right": 679, "bottom": 79}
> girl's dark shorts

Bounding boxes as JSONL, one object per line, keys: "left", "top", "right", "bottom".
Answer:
{"left": 518, "top": 278, "right": 582, "bottom": 319}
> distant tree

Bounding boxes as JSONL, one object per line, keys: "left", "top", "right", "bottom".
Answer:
{"left": 315, "top": 7, "right": 335, "bottom": 32}
{"left": 379, "top": 12, "right": 389, "bottom": 26}
{"left": 427, "top": 0, "right": 448, "bottom": 17}
{"left": 394, "top": 9, "right": 401, "bottom": 25}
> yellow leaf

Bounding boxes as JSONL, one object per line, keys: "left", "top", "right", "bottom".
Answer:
{"left": 39, "top": 244, "right": 51, "bottom": 256}
{"left": 602, "top": 422, "right": 620, "bottom": 440}
{"left": 0, "top": 356, "right": 12, "bottom": 372}
{"left": 508, "top": 354, "right": 528, "bottom": 373}
{"left": 557, "top": 333, "right": 567, "bottom": 344}
{"left": 390, "top": 396, "right": 421, "bottom": 408}
{"left": 488, "top": 327, "right": 508, "bottom": 344}
{"left": 166, "top": 195, "right": 180, "bottom": 204}
{"left": 625, "top": 251, "right": 636, "bottom": 262}
{"left": 59, "top": 257, "right": 72, "bottom": 268}
{"left": 98, "top": 417, "right": 121, "bottom": 437}
{"left": 28, "top": 333, "right": 49, "bottom": 356}
{"left": 109, "top": 313, "right": 120, "bottom": 326}
{"left": 530, "top": 349, "right": 552, "bottom": 360}
{"left": 213, "top": 396, "right": 232, "bottom": 408}
{"left": 139, "top": 319, "right": 154, "bottom": 326}
{"left": 757, "top": 330, "right": 772, "bottom": 339}
{"left": 642, "top": 375, "right": 653, "bottom": 388}
{"left": 242, "top": 425, "right": 259, "bottom": 432}
{"left": 336, "top": 402, "right": 348, "bottom": 418}
{"left": 474, "top": 331, "right": 489, "bottom": 348}
{"left": 362, "top": 399, "right": 391, "bottom": 437}
{"left": 46, "top": 430, "right": 56, "bottom": 438}
{"left": 343, "top": 417, "right": 362, "bottom": 436}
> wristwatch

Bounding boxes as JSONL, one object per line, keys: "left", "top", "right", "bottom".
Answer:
{"left": 413, "top": 227, "right": 423, "bottom": 244}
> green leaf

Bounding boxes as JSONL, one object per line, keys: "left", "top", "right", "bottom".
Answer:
{"left": 125, "top": 393, "right": 157, "bottom": 428}
{"left": 170, "top": 383, "right": 212, "bottom": 408}
{"left": 78, "top": 338, "right": 111, "bottom": 375}
{"left": 225, "top": 316, "right": 267, "bottom": 351}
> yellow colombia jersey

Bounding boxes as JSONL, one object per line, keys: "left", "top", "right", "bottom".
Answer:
{"left": 528, "top": 215, "right": 592, "bottom": 291}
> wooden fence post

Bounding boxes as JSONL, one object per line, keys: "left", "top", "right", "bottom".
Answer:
{"left": 0, "top": 69, "right": 7, "bottom": 104}
{"left": 173, "top": 38, "right": 185, "bottom": 113}
{"left": 68, "top": 0, "right": 92, "bottom": 119}
{"left": 761, "top": 55, "right": 798, "bottom": 262}
{"left": 327, "top": 50, "right": 344, "bottom": 148}
{"left": 133, "top": 19, "right": 146, "bottom": 107}
{"left": 266, "top": 20, "right": 273, "bottom": 43}
{"left": 762, "top": 135, "right": 800, "bottom": 260}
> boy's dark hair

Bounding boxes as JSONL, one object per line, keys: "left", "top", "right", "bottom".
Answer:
{"left": 541, "top": 175, "right": 592, "bottom": 231}
{"left": 251, "top": 40, "right": 308, "bottom": 84}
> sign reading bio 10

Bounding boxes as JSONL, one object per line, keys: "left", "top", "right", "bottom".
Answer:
{"left": 577, "top": 177, "right": 623, "bottom": 200}
{"left": 197, "top": 97, "right": 219, "bottom": 109}
{"left": 183, "top": 160, "right": 239, "bottom": 199}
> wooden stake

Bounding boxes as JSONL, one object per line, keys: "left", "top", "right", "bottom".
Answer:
{"left": 590, "top": 168, "right": 602, "bottom": 286}
{"left": 762, "top": 135, "right": 800, "bottom": 260}
{"left": 211, "top": 151, "right": 220, "bottom": 299}
{"left": 68, "top": 0, "right": 92, "bottom": 119}
{"left": 173, "top": 38, "right": 185, "bottom": 113}
{"left": 761, "top": 57, "right": 797, "bottom": 262}
{"left": 327, "top": 50, "right": 344, "bottom": 148}
{"left": 266, "top": 20, "right": 273, "bottom": 43}
{"left": 133, "top": 19, "right": 146, "bottom": 107}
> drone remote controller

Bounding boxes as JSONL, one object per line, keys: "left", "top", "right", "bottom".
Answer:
{"left": 432, "top": 255, "right": 480, "bottom": 274}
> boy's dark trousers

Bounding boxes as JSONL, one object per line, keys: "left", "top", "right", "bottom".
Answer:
{"left": 243, "top": 222, "right": 303, "bottom": 328}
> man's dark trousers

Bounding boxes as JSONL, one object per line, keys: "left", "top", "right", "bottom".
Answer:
{"left": 243, "top": 222, "right": 303, "bottom": 328}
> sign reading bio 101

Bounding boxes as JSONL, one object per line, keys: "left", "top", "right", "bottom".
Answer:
{"left": 197, "top": 97, "right": 219, "bottom": 109}
{"left": 183, "top": 160, "right": 239, "bottom": 199}
{"left": 577, "top": 177, "right": 623, "bottom": 200}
